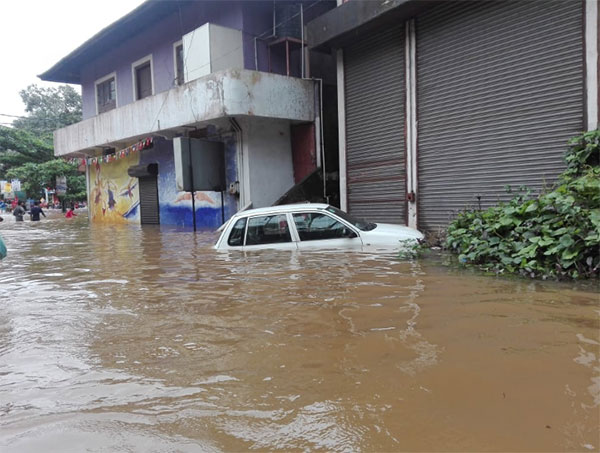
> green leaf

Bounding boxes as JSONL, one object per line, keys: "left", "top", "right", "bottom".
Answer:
{"left": 525, "top": 202, "right": 539, "bottom": 213}
{"left": 559, "top": 235, "right": 575, "bottom": 248}
{"left": 562, "top": 249, "right": 580, "bottom": 260}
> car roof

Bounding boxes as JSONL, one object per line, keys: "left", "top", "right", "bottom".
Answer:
{"left": 232, "top": 203, "right": 331, "bottom": 218}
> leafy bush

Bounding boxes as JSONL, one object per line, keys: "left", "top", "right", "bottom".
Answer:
{"left": 446, "top": 130, "right": 600, "bottom": 280}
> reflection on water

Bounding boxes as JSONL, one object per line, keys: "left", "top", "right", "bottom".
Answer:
{"left": 0, "top": 211, "right": 598, "bottom": 452}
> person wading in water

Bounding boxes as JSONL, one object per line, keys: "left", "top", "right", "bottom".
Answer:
{"left": 13, "top": 202, "right": 25, "bottom": 222}
{"left": 30, "top": 201, "right": 46, "bottom": 221}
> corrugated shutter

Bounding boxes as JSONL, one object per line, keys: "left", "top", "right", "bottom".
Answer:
{"left": 344, "top": 25, "right": 406, "bottom": 223}
{"left": 416, "top": 0, "right": 584, "bottom": 230}
{"left": 139, "top": 176, "right": 159, "bottom": 224}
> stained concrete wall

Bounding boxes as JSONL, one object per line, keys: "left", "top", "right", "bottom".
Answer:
{"left": 80, "top": 2, "right": 247, "bottom": 120}
{"left": 241, "top": 117, "right": 295, "bottom": 208}
{"left": 55, "top": 69, "right": 315, "bottom": 156}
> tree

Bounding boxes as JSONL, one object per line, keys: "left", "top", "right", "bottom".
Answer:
{"left": 0, "top": 127, "right": 54, "bottom": 176}
{"left": 0, "top": 84, "right": 84, "bottom": 197}
{"left": 6, "top": 160, "right": 86, "bottom": 202}
{"left": 12, "top": 84, "right": 82, "bottom": 142}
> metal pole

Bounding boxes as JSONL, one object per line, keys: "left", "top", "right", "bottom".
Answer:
{"left": 301, "top": 3, "right": 304, "bottom": 78}
{"left": 221, "top": 191, "right": 225, "bottom": 225}
{"left": 188, "top": 138, "right": 197, "bottom": 232}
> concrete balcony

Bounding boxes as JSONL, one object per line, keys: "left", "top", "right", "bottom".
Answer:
{"left": 54, "top": 69, "right": 316, "bottom": 157}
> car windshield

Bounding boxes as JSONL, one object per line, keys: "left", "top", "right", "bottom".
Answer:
{"left": 325, "top": 206, "right": 376, "bottom": 231}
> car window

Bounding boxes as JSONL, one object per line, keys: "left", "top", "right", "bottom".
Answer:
{"left": 293, "top": 212, "right": 355, "bottom": 241}
{"left": 227, "top": 218, "right": 247, "bottom": 246}
{"left": 245, "top": 214, "right": 291, "bottom": 245}
{"left": 325, "top": 206, "right": 376, "bottom": 231}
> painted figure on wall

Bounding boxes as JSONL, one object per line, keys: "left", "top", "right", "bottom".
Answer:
{"left": 86, "top": 137, "right": 237, "bottom": 228}
{"left": 89, "top": 153, "right": 140, "bottom": 223}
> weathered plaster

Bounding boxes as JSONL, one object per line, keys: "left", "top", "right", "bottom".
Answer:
{"left": 54, "top": 69, "right": 315, "bottom": 156}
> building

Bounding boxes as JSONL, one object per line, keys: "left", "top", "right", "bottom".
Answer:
{"left": 41, "top": 0, "right": 336, "bottom": 228}
{"left": 307, "top": 0, "right": 599, "bottom": 232}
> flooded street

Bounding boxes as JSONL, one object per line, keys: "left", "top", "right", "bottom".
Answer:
{"left": 0, "top": 211, "right": 598, "bottom": 452}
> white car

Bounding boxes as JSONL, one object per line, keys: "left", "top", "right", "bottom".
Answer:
{"left": 214, "top": 203, "right": 424, "bottom": 251}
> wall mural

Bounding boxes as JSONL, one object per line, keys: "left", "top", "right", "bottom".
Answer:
{"left": 89, "top": 153, "right": 140, "bottom": 223}
{"left": 88, "top": 137, "right": 238, "bottom": 229}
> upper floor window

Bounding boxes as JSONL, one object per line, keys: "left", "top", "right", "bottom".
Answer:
{"left": 95, "top": 73, "right": 116, "bottom": 114}
{"left": 132, "top": 55, "right": 153, "bottom": 100}
{"left": 174, "top": 41, "right": 184, "bottom": 85}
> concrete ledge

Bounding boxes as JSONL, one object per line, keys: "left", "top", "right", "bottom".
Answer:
{"left": 307, "top": 0, "right": 434, "bottom": 50}
{"left": 54, "top": 69, "right": 315, "bottom": 156}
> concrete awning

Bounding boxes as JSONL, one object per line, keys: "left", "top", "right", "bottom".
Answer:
{"left": 306, "top": 0, "right": 437, "bottom": 50}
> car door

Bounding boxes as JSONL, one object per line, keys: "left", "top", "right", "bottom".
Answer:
{"left": 242, "top": 213, "right": 297, "bottom": 250}
{"left": 291, "top": 212, "right": 363, "bottom": 250}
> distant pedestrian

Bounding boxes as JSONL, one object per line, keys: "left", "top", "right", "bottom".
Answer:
{"left": 13, "top": 202, "right": 25, "bottom": 222}
{"left": 30, "top": 201, "right": 46, "bottom": 221}
{"left": 0, "top": 201, "right": 5, "bottom": 213}
{"left": 65, "top": 208, "right": 77, "bottom": 219}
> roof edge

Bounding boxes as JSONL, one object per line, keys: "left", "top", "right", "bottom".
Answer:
{"left": 38, "top": 0, "right": 165, "bottom": 84}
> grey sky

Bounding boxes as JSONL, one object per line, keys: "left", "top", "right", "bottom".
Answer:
{"left": 0, "top": 0, "right": 145, "bottom": 123}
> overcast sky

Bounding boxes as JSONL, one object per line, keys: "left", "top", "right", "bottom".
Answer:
{"left": 0, "top": 0, "right": 145, "bottom": 124}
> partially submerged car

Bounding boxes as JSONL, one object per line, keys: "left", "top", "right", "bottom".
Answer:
{"left": 214, "top": 203, "right": 423, "bottom": 251}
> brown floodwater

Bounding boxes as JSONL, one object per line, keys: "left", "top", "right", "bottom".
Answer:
{"left": 0, "top": 210, "right": 598, "bottom": 452}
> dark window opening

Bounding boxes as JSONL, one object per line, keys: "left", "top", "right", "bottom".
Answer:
{"left": 135, "top": 62, "right": 152, "bottom": 100}
{"left": 175, "top": 44, "right": 184, "bottom": 85}
{"left": 97, "top": 77, "right": 116, "bottom": 114}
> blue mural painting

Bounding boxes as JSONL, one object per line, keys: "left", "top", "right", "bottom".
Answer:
{"left": 139, "top": 137, "right": 238, "bottom": 229}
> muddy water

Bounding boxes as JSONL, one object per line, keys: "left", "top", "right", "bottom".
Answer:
{"left": 0, "top": 211, "right": 598, "bottom": 452}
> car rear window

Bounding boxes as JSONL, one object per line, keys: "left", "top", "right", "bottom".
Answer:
{"left": 227, "top": 218, "right": 247, "bottom": 246}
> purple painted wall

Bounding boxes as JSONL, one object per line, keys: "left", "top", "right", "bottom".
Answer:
{"left": 81, "top": 1, "right": 245, "bottom": 119}
{"left": 80, "top": 1, "right": 336, "bottom": 120}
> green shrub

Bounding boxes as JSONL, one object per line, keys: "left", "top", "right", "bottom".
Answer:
{"left": 446, "top": 130, "right": 600, "bottom": 280}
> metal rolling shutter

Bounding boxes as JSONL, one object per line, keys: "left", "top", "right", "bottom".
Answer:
{"left": 344, "top": 25, "right": 406, "bottom": 223}
{"left": 416, "top": 0, "right": 584, "bottom": 230}
{"left": 139, "top": 176, "right": 159, "bottom": 224}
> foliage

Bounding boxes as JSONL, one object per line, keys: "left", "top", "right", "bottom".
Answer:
{"left": 0, "top": 84, "right": 83, "bottom": 199}
{"left": 446, "top": 130, "right": 600, "bottom": 280}
{"left": 12, "top": 84, "right": 82, "bottom": 142}
{"left": 0, "top": 126, "right": 54, "bottom": 176}
{"left": 398, "top": 239, "right": 429, "bottom": 260}
{"left": 6, "top": 159, "right": 86, "bottom": 202}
